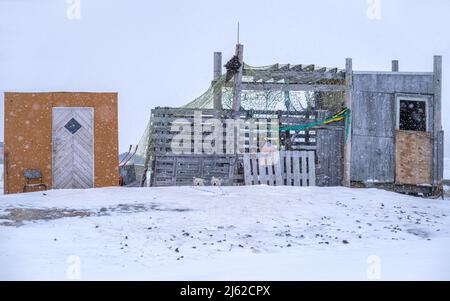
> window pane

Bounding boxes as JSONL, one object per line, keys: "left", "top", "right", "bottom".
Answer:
{"left": 399, "top": 100, "right": 426, "bottom": 131}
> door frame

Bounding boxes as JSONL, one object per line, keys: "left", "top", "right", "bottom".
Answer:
{"left": 51, "top": 106, "right": 95, "bottom": 189}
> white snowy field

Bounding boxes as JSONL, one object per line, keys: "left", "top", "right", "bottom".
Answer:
{"left": 0, "top": 186, "right": 449, "bottom": 281}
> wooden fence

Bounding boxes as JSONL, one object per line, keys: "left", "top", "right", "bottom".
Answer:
{"left": 152, "top": 154, "right": 237, "bottom": 186}
{"left": 149, "top": 107, "right": 344, "bottom": 187}
{"left": 243, "top": 151, "right": 316, "bottom": 186}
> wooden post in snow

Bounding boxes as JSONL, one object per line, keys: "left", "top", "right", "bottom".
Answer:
{"left": 392, "top": 60, "right": 399, "bottom": 72}
{"left": 213, "top": 52, "right": 223, "bottom": 110}
{"left": 232, "top": 44, "right": 244, "bottom": 113}
{"left": 343, "top": 58, "right": 353, "bottom": 187}
{"left": 433, "top": 55, "right": 443, "bottom": 185}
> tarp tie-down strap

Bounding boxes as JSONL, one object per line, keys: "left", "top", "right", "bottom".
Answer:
{"left": 279, "top": 108, "right": 351, "bottom": 142}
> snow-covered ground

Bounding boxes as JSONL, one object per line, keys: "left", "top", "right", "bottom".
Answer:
{"left": 0, "top": 186, "right": 449, "bottom": 280}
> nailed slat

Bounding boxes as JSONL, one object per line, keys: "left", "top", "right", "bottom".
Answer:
{"left": 292, "top": 152, "right": 301, "bottom": 186}
{"left": 308, "top": 151, "right": 316, "bottom": 186}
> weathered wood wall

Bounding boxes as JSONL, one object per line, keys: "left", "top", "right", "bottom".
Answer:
{"left": 149, "top": 107, "right": 343, "bottom": 187}
{"left": 351, "top": 72, "right": 435, "bottom": 184}
{"left": 149, "top": 107, "right": 324, "bottom": 156}
{"left": 316, "top": 128, "right": 343, "bottom": 186}
{"left": 152, "top": 154, "right": 237, "bottom": 186}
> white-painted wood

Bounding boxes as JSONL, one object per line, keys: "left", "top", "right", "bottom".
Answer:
{"left": 52, "top": 107, "right": 94, "bottom": 189}
{"left": 243, "top": 151, "right": 316, "bottom": 187}
{"left": 308, "top": 151, "right": 316, "bottom": 186}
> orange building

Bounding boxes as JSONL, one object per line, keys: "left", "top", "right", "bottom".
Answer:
{"left": 3, "top": 92, "right": 119, "bottom": 194}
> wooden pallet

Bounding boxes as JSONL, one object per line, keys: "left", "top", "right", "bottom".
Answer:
{"left": 243, "top": 151, "right": 316, "bottom": 186}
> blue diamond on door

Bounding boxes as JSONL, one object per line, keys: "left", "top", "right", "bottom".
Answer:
{"left": 64, "top": 118, "right": 82, "bottom": 134}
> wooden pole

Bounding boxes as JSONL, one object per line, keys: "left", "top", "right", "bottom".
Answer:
{"left": 213, "top": 52, "right": 222, "bottom": 110}
{"left": 343, "top": 58, "right": 353, "bottom": 187}
{"left": 392, "top": 60, "right": 399, "bottom": 72}
{"left": 433, "top": 55, "right": 443, "bottom": 185}
{"left": 232, "top": 44, "right": 244, "bottom": 113}
{"left": 213, "top": 52, "right": 222, "bottom": 80}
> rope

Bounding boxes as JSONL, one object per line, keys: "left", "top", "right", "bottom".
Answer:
{"left": 279, "top": 108, "right": 351, "bottom": 142}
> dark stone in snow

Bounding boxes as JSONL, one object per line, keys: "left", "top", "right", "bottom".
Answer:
{"left": 175, "top": 248, "right": 180, "bottom": 253}
{"left": 342, "top": 240, "right": 349, "bottom": 244}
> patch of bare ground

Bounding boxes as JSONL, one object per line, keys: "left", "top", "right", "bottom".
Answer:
{"left": 0, "top": 203, "right": 191, "bottom": 226}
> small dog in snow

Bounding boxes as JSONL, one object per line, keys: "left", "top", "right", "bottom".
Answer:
{"left": 211, "top": 177, "right": 222, "bottom": 186}
{"left": 193, "top": 177, "right": 205, "bottom": 186}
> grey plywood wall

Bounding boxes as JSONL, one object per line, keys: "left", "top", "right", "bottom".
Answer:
{"left": 351, "top": 72, "right": 435, "bottom": 184}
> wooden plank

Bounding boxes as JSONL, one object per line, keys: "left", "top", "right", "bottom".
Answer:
{"left": 243, "top": 154, "right": 252, "bottom": 185}
{"left": 257, "top": 153, "right": 267, "bottom": 185}
{"left": 292, "top": 152, "right": 301, "bottom": 186}
{"left": 300, "top": 151, "right": 308, "bottom": 186}
{"left": 343, "top": 58, "right": 352, "bottom": 187}
{"left": 274, "top": 152, "right": 283, "bottom": 185}
{"left": 392, "top": 60, "right": 399, "bottom": 72}
{"left": 280, "top": 151, "right": 287, "bottom": 185}
{"left": 316, "top": 128, "right": 343, "bottom": 186}
{"left": 241, "top": 83, "right": 346, "bottom": 92}
{"left": 433, "top": 56, "right": 443, "bottom": 185}
{"left": 308, "top": 151, "right": 316, "bottom": 186}
{"left": 232, "top": 44, "right": 244, "bottom": 112}
{"left": 285, "top": 151, "right": 292, "bottom": 186}
{"left": 251, "top": 155, "right": 258, "bottom": 185}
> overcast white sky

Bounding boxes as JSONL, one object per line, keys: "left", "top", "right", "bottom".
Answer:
{"left": 0, "top": 0, "right": 449, "bottom": 153}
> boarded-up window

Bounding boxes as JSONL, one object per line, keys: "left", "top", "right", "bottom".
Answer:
{"left": 399, "top": 100, "right": 426, "bottom": 132}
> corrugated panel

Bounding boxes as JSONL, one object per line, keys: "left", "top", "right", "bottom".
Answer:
{"left": 395, "top": 130, "right": 432, "bottom": 186}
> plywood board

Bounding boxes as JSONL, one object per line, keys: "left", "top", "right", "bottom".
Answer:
{"left": 395, "top": 130, "right": 432, "bottom": 185}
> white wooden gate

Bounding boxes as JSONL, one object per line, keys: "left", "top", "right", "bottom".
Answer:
{"left": 243, "top": 151, "right": 316, "bottom": 186}
{"left": 52, "top": 107, "right": 94, "bottom": 189}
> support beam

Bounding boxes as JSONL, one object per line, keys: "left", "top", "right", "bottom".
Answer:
{"left": 392, "top": 60, "right": 399, "bottom": 72}
{"left": 343, "top": 58, "right": 353, "bottom": 187}
{"left": 213, "top": 52, "right": 222, "bottom": 80}
{"left": 213, "top": 52, "right": 222, "bottom": 110}
{"left": 232, "top": 44, "right": 244, "bottom": 112}
{"left": 239, "top": 83, "right": 346, "bottom": 92}
{"left": 433, "top": 55, "right": 443, "bottom": 185}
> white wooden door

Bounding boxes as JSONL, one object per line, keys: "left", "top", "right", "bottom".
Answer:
{"left": 52, "top": 107, "right": 94, "bottom": 189}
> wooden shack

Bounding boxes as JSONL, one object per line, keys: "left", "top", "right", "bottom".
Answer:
{"left": 142, "top": 45, "right": 444, "bottom": 196}
{"left": 3, "top": 92, "right": 119, "bottom": 194}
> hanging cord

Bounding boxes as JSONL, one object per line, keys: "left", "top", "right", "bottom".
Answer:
{"left": 279, "top": 107, "right": 352, "bottom": 142}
